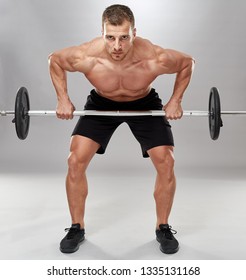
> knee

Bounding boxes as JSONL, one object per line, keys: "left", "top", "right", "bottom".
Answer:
{"left": 152, "top": 148, "right": 175, "bottom": 176}
{"left": 67, "top": 152, "right": 88, "bottom": 179}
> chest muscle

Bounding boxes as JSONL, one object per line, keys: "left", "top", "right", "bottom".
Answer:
{"left": 85, "top": 60, "right": 157, "bottom": 93}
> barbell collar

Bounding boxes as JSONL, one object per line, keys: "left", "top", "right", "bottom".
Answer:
{"left": 0, "top": 110, "right": 15, "bottom": 116}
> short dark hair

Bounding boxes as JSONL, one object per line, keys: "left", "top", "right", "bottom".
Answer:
{"left": 102, "top": 4, "right": 135, "bottom": 28}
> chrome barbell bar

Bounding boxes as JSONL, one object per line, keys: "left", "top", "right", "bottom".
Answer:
{"left": 27, "top": 110, "right": 210, "bottom": 117}
{"left": 1, "top": 109, "right": 246, "bottom": 117}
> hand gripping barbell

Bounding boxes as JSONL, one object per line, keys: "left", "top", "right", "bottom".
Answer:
{"left": 0, "top": 86, "right": 245, "bottom": 140}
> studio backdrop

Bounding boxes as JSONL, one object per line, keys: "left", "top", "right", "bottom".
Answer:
{"left": 1, "top": 0, "right": 246, "bottom": 173}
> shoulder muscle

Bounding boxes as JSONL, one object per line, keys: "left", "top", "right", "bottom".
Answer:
{"left": 49, "top": 39, "right": 102, "bottom": 73}
{"left": 154, "top": 46, "right": 194, "bottom": 74}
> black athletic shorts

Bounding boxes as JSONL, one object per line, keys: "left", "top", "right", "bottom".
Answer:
{"left": 72, "top": 88, "right": 174, "bottom": 158}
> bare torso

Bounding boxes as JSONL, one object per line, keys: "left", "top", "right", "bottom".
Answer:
{"left": 49, "top": 33, "right": 194, "bottom": 119}
{"left": 75, "top": 37, "right": 165, "bottom": 101}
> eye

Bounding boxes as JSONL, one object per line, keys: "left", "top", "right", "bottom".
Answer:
{"left": 106, "top": 35, "right": 115, "bottom": 41}
{"left": 121, "top": 35, "right": 130, "bottom": 40}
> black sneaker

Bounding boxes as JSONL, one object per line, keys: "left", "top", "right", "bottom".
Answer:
{"left": 156, "top": 224, "right": 179, "bottom": 254}
{"left": 60, "top": 223, "right": 85, "bottom": 253}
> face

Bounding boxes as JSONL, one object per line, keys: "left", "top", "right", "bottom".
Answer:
{"left": 102, "top": 20, "right": 136, "bottom": 61}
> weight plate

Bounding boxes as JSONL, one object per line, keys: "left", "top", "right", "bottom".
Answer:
{"left": 15, "top": 87, "right": 30, "bottom": 140}
{"left": 209, "top": 87, "right": 222, "bottom": 140}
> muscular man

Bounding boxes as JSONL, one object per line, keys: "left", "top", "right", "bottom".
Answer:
{"left": 49, "top": 4, "right": 194, "bottom": 254}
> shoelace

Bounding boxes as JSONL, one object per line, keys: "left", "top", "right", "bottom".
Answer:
{"left": 64, "top": 227, "right": 80, "bottom": 239}
{"left": 161, "top": 225, "right": 177, "bottom": 239}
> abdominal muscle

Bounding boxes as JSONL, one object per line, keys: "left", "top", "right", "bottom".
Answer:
{"left": 95, "top": 86, "right": 152, "bottom": 102}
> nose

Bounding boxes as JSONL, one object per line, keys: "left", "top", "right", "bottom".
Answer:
{"left": 113, "top": 39, "right": 122, "bottom": 51}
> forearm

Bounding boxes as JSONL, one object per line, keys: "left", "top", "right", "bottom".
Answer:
{"left": 48, "top": 54, "right": 70, "bottom": 102}
{"left": 170, "top": 58, "right": 195, "bottom": 103}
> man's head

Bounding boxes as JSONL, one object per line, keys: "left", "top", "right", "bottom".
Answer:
{"left": 102, "top": 4, "right": 136, "bottom": 61}
{"left": 102, "top": 4, "right": 135, "bottom": 28}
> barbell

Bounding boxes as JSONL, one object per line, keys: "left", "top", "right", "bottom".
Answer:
{"left": 0, "top": 86, "right": 245, "bottom": 140}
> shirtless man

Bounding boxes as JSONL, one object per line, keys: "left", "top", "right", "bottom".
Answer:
{"left": 49, "top": 4, "right": 194, "bottom": 254}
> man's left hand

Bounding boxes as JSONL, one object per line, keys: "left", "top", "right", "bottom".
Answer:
{"left": 163, "top": 100, "right": 183, "bottom": 120}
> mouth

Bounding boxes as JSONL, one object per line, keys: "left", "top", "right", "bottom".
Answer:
{"left": 110, "top": 51, "right": 125, "bottom": 61}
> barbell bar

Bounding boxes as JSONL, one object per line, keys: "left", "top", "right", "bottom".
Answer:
{"left": 0, "top": 86, "right": 245, "bottom": 141}
{"left": 23, "top": 110, "right": 211, "bottom": 117}
{"left": 2, "top": 109, "right": 245, "bottom": 117}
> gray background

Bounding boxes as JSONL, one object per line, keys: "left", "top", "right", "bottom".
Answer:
{"left": 0, "top": 0, "right": 246, "bottom": 260}
{"left": 1, "top": 0, "right": 246, "bottom": 172}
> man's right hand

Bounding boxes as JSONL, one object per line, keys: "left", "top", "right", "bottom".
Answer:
{"left": 56, "top": 99, "right": 76, "bottom": 120}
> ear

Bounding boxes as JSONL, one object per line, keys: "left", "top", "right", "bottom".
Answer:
{"left": 102, "top": 22, "right": 106, "bottom": 37}
{"left": 133, "top": 28, "right": 137, "bottom": 38}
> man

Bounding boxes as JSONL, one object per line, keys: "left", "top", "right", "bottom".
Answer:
{"left": 49, "top": 4, "right": 194, "bottom": 255}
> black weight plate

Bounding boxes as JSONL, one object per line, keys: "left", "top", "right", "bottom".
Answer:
{"left": 209, "top": 87, "right": 221, "bottom": 140}
{"left": 15, "top": 87, "right": 30, "bottom": 140}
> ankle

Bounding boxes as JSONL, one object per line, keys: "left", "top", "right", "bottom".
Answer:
{"left": 156, "top": 222, "right": 168, "bottom": 229}
{"left": 72, "top": 222, "right": 84, "bottom": 229}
